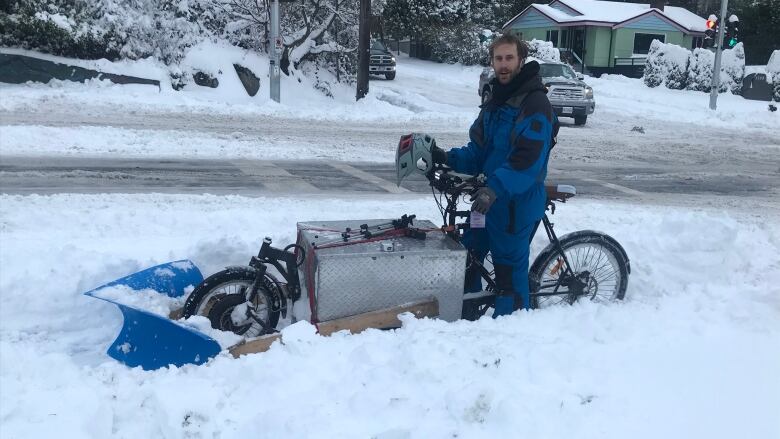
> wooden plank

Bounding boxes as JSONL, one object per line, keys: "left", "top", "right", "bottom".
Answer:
{"left": 317, "top": 299, "right": 439, "bottom": 336}
{"left": 228, "top": 298, "right": 439, "bottom": 358}
{"left": 229, "top": 333, "right": 282, "bottom": 357}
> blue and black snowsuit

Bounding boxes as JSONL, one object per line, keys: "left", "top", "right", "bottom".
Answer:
{"left": 446, "top": 61, "right": 557, "bottom": 316}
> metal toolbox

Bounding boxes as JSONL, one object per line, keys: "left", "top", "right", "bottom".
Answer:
{"left": 296, "top": 218, "right": 467, "bottom": 322}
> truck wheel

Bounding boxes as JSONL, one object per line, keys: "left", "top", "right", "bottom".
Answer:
{"left": 574, "top": 115, "right": 587, "bottom": 125}
{"left": 385, "top": 72, "right": 396, "bottom": 80}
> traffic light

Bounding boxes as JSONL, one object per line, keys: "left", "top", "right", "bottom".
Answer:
{"left": 704, "top": 15, "right": 718, "bottom": 47}
{"left": 725, "top": 14, "right": 739, "bottom": 48}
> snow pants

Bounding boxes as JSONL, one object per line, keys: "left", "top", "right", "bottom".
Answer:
{"left": 462, "top": 198, "right": 539, "bottom": 317}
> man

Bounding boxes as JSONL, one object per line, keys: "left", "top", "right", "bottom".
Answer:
{"left": 431, "top": 34, "right": 558, "bottom": 317}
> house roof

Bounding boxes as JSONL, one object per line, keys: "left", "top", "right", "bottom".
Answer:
{"left": 504, "top": 0, "right": 708, "bottom": 34}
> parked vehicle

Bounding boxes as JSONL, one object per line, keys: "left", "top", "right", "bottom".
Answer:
{"left": 479, "top": 60, "right": 595, "bottom": 125}
{"left": 370, "top": 40, "right": 396, "bottom": 80}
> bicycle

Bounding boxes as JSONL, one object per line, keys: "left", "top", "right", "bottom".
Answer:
{"left": 425, "top": 164, "right": 630, "bottom": 320}
{"left": 181, "top": 166, "right": 631, "bottom": 335}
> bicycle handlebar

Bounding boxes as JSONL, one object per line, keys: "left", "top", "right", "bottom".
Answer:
{"left": 426, "top": 165, "right": 486, "bottom": 197}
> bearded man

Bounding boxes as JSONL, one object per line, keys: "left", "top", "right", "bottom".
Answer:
{"left": 431, "top": 33, "right": 559, "bottom": 317}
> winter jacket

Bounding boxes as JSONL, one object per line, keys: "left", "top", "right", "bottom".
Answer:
{"left": 447, "top": 62, "right": 557, "bottom": 227}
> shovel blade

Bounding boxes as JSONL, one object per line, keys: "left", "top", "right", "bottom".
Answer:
{"left": 102, "top": 301, "right": 221, "bottom": 370}
{"left": 97, "top": 260, "right": 203, "bottom": 298}
{"left": 85, "top": 260, "right": 222, "bottom": 370}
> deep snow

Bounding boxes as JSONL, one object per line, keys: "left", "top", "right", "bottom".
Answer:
{"left": 1, "top": 193, "right": 779, "bottom": 438}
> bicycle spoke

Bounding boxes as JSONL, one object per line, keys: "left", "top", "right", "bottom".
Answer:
{"left": 535, "top": 240, "right": 623, "bottom": 309}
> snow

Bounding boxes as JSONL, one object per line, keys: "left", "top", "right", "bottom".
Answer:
{"left": 1, "top": 193, "right": 778, "bottom": 438}
{"left": 1, "top": 49, "right": 780, "bottom": 438}
{"left": 590, "top": 73, "right": 777, "bottom": 129}
{"left": 1, "top": 54, "right": 775, "bottom": 163}
{"left": 527, "top": 39, "right": 562, "bottom": 63}
{"left": 767, "top": 50, "right": 780, "bottom": 81}
{"left": 0, "top": 46, "right": 477, "bottom": 126}
{"left": 90, "top": 284, "right": 184, "bottom": 317}
{"left": 33, "top": 11, "right": 74, "bottom": 32}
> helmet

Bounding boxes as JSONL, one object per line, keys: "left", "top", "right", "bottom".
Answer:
{"left": 395, "top": 133, "right": 437, "bottom": 186}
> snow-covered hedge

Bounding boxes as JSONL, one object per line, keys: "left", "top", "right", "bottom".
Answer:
{"left": 643, "top": 40, "right": 689, "bottom": 89}
{"left": 686, "top": 48, "right": 715, "bottom": 92}
{"left": 0, "top": 0, "right": 209, "bottom": 65}
{"left": 644, "top": 41, "right": 745, "bottom": 94}
{"left": 767, "top": 50, "right": 780, "bottom": 102}
{"left": 720, "top": 42, "right": 745, "bottom": 94}
{"left": 526, "top": 39, "right": 561, "bottom": 63}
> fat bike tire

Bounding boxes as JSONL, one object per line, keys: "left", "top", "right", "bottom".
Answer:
{"left": 182, "top": 267, "right": 281, "bottom": 334}
{"left": 528, "top": 230, "right": 630, "bottom": 310}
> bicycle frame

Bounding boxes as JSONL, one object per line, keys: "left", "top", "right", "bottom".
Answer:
{"left": 430, "top": 166, "right": 586, "bottom": 305}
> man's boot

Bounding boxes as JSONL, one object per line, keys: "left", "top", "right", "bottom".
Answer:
{"left": 493, "top": 264, "right": 515, "bottom": 318}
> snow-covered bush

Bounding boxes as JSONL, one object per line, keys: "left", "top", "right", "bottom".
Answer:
{"left": 643, "top": 40, "right": 688, "bottom": 89}
{"left": 0, "top": 1, "right": 123, "bottom": 60}
{"left": 686, "top": 48, "right": 715, "bottom": 92}
{"left": 526, "top": 39, "right": 560, "bottom": 63}
{"left": 721, "top": 42, "right": 745, "bottom": 94}
{"left": 767, "top": 50, "right": 780, "bottom": 102}
{"left": 645, "top": 40, "right": 745, "bottom": 94}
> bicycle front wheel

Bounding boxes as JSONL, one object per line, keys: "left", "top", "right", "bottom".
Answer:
{"left": 529, "top": 230, "right": 630, "bottom": 309}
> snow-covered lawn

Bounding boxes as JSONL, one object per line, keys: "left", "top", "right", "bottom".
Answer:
{"left": 1, "top": 193, "right": 778, "bottom": 438}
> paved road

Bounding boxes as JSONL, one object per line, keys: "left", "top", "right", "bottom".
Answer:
{"left": 2, "top": 155, "right": 777, "bottom": 205}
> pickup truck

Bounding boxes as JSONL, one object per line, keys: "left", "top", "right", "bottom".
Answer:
{"left": 479, "top": 60, "right": 595, "bottom": 125}
{"left": 370, "top": 40, "right": 396, "bottom": 80}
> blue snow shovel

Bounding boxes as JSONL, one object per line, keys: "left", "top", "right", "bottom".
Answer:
{"left": 84, "top": 260, "right": 222, "bottom": 370}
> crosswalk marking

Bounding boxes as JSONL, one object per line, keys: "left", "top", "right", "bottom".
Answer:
{"left": 580, "top": 177, "right": 644, "bottom": 196}
{"left": 325, "top": 161, "right": 410, "bottom": 194}
{"left": 233, "top": 161, "right": 320, "bottom": 193}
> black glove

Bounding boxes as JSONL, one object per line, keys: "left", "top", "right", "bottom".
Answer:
{"left": 470, "top": 187, "right": 496, "bottom": 214}
{"left": 431, "top": 144, "right": 447, "bottom": 165}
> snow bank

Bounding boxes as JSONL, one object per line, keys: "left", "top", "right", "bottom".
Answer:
{"left": 1, "top": 193, "right": 778, "bottom": 438}
{"left": 0, "top": 45, "right": 479, "bottom": 124}
{"left": 590, "top": 73, "right": 778, "bottom": 130}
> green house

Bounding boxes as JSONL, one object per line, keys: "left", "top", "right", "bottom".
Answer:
{"left": 503, "top": 0, "right": 708, "bottom": 77}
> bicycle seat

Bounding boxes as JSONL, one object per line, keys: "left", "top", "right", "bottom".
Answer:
{"left": 545, "top": 184, "right": 576, "bottom": 202}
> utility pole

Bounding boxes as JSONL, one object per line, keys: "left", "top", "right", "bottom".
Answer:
{"left": 708, "top": 0, "right": 728, "bottom": 110}
{"left": 269, "top": 0, "right": 281, "bottom": 103}
{"left": 356, "top": 0, "right": 370, "bottom": 100}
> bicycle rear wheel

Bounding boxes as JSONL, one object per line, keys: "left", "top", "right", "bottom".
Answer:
{"left": 528, "top": 230, "right": 630, "bottom": 309}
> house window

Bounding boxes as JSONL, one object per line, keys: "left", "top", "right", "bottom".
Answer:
{"left": 692, "top": 36, "right": 704, "bottom": 49}
{"left": 633, "top": 33, "right": 665, "bottom": 54}
{"left": 546, "top": 30, "right": 559, "bottom": 47}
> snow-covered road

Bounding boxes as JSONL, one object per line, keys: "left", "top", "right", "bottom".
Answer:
{"left": 2, "top": 155, "right": 778, "bottom": 213}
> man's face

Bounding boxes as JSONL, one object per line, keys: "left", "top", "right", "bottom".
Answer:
{"left": 491, "top": 43, "right": 523, "bottom": 85}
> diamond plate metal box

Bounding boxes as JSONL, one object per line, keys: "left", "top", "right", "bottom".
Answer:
{"left": 296, "top": 218, "right": 467, "bottom": 322}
